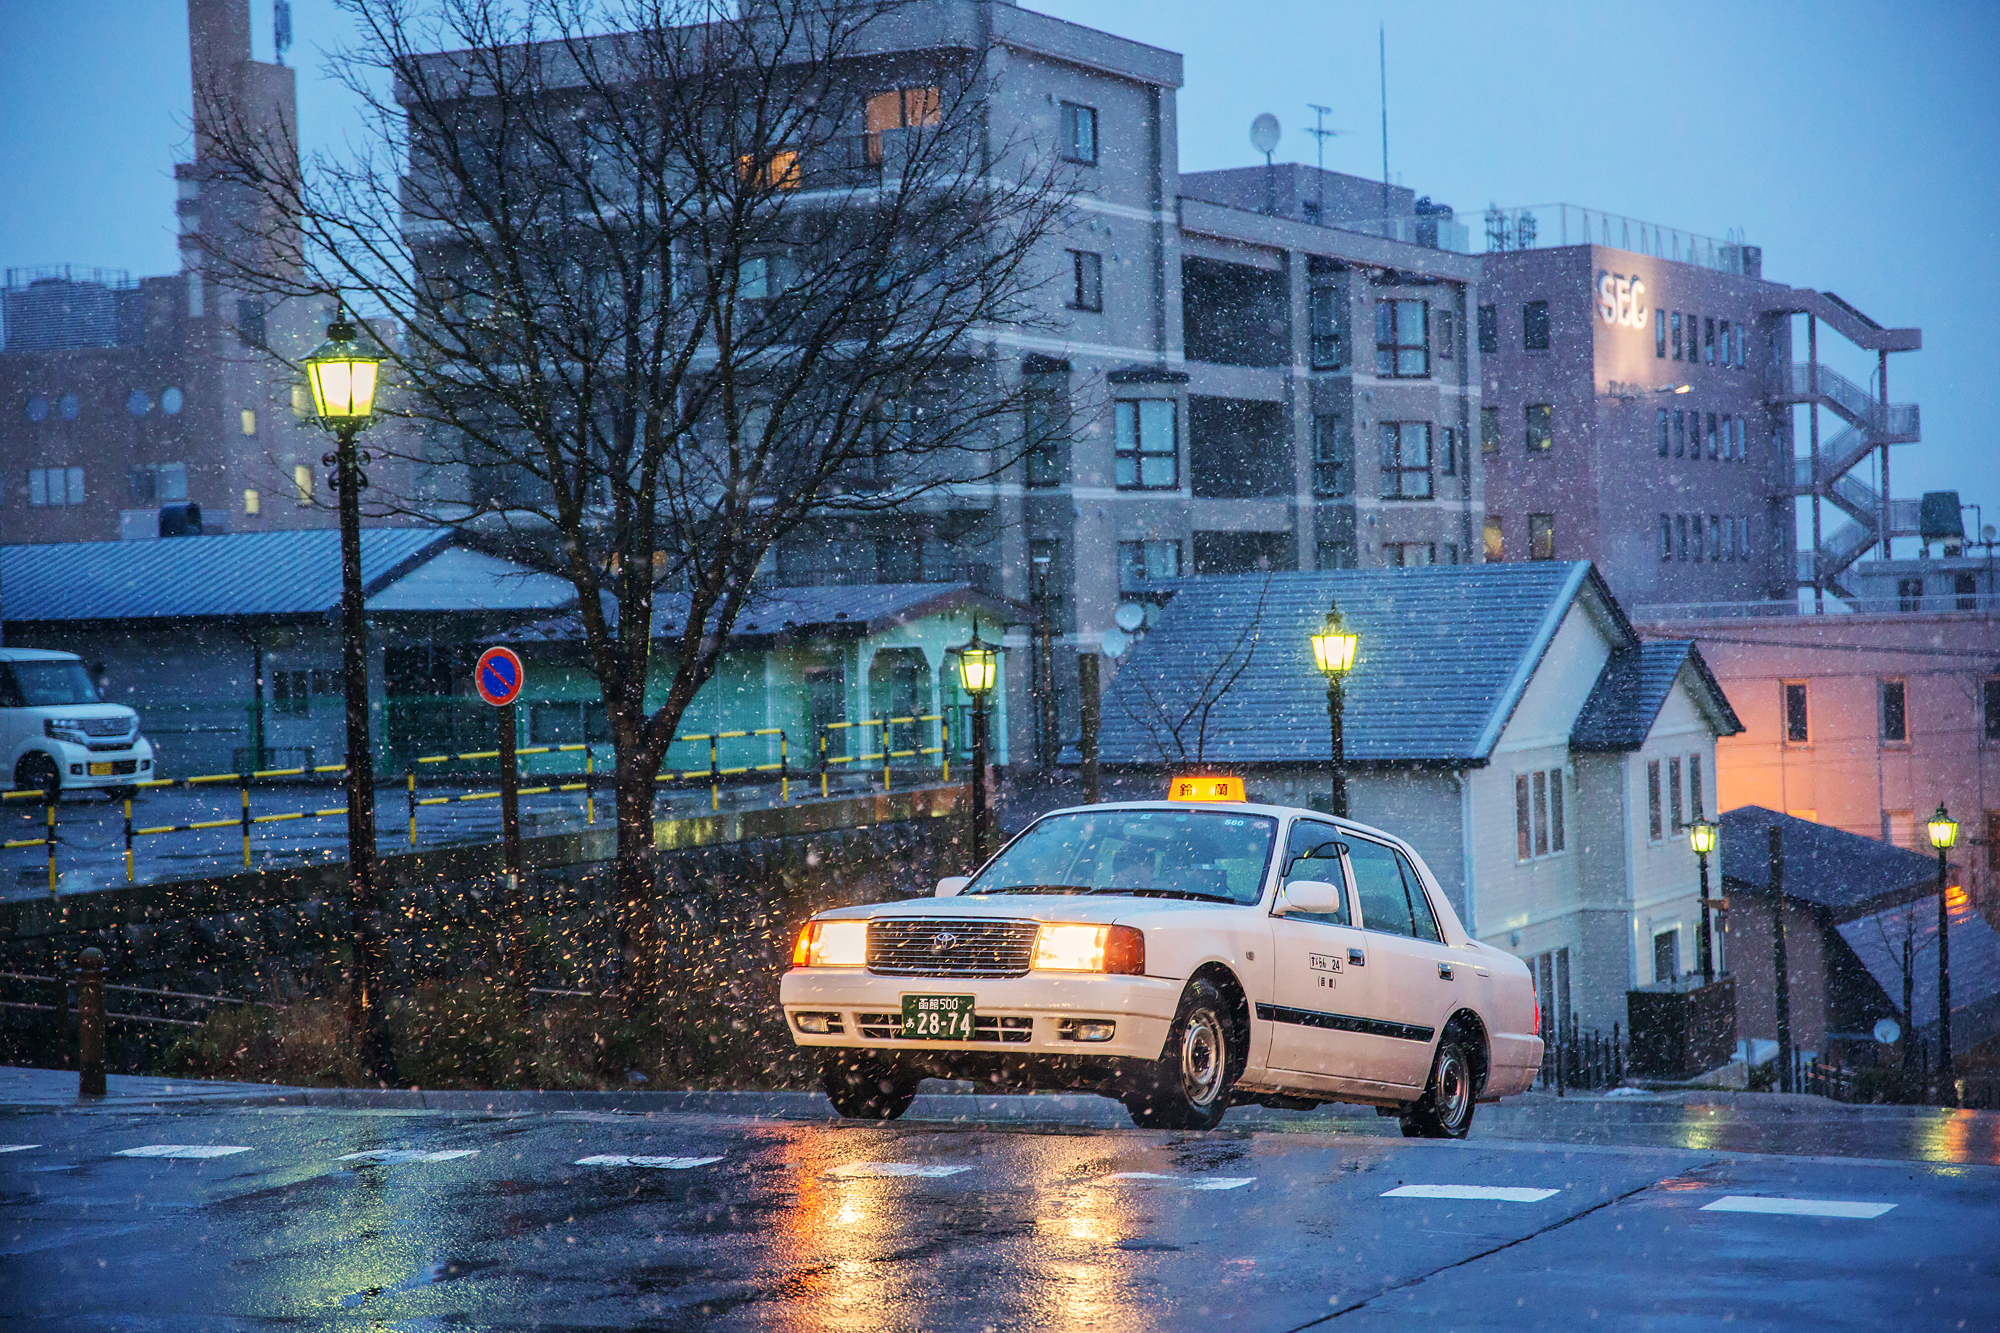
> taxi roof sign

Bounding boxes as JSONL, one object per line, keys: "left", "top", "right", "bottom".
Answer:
{"left": 1168, "top": 776, "right": 1245, "bottom": 803}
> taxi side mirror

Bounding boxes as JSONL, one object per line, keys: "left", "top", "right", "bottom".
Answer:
{"left": 1276, "top": 879, "right": 1343, "bottom": 915}
{"left": 936, "top": 876, "right": 971, "bottom": 898}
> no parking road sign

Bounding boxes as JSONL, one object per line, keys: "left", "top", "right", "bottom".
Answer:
{"left": 475, "top": 647, "right": 524, "bottom": 707}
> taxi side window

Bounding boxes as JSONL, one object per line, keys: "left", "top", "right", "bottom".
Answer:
{"left": 1399, "top": 850, "right": 1444, "bottom": 943}
{"left": 1279, "top": 818, "right": 1348, "bottom": 925}
{"left": 1349, "top": 838, "right": 1416, "bottom": 937}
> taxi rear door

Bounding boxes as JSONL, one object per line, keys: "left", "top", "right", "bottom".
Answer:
{"left": 1338, "top": 835, "right": 1451, "bottom": 1088}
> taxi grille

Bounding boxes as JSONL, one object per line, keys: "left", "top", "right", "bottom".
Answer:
{"left": 865, "top": 918, "right": 1039, "bottom": 978}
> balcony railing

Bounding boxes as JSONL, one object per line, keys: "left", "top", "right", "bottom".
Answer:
{"left": 1482, "top": 204, "right": 1751, "bottom": 274}
{"left": 1333, "top": 214, "right": 1473, "bottom": 254}
{"left": 1634, "top": 590, "right": 2000, "bottom": 621}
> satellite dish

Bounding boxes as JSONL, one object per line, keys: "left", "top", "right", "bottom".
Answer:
{"left": 1985, "top": 524, "right": 1997, "bottom": 542}
{"left": 1249, "top": 113, "right": 1282, "bottom": 157}
{"left": 1114, "top": 602, "right": 1147, "bottom": 632}
{"left": 1100, "top": 627, "right": 1134, "bottom": 659}
{"left": 1873, "top": 1017, "right": 1901, "bottom": 1046}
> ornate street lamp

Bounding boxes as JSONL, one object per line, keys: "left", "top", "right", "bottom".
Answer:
{"left": 1928, "top": 804, "right": 1959, "bottom": 1094}
{"left": 1310, "top": 605, "right": 1359, "bottom": 818}
{"left": 301, "top": 303, "right": 392, "bottom": 1081}
{"left": 950, "top": 622, "right": 1002, "bottom": 862}
{"left": 1688, "top": 817, "right": 1719, "bottom": 985}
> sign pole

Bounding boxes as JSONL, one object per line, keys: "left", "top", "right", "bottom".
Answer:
{"left": 475, "top": 646, "right": 530, "bottom": 994}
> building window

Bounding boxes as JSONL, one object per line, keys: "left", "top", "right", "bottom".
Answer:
{"left": 1656, "top": 408, "right": 1669, "bottom": 456}
{"left": 1659, "top": 513, "right": 1672, "bottom": 560}
{"left": 1718, "top": 320, "right": 1730, "bottom": 366}
{"left": 1314, "top": 537, "right": 1356, "bottom": 570}
{"left": 1654, "top": 929, "right": 1681, "bottom": 984}
{"left": 1375, "top": 299, "right": 1430, "bottom": 377}
{"left": 1676, "top": 514, "right": 1689, "bottom": 561}
{"left": 1733, "top": 417, "right": 1746, "bottom": 461}
{"left": 1528, "top": 513, "right": 1555, "bottom": 561}
{"left": 1060, "top": 102, "right": 1098, "bottom": 164}
{"left": 1024, "top": 372, "right": 1064, "bottom": 487}
{"left": 1647, "top": 759, "right": 1664, "bottom": 841}
{"left": 1881, "top": 679, "right": 1908, "bottom": 744}
{"left": 1378, "top": 422, "right": 1432, "bottom": 499}
{"left": 1480, "top": 406, "right": 1500, "bottom": 455}
{"left": 1897, "top": 577, "right": 1923, "bottom": 612}
{"left": 236, "top": 298, "right": 266, "bottom": 348}
{"left": 271, "top": 670, "right": 310, "bottom": 718}
{"left": 1691, "top": 514, "right": 1704, "bottom": 563}
{"left": 1309, "top": 286, "right": 1344, "bottom": 368}
{"left": 1311, "top": 414, "right": 1351, "bottom": 497}
{"left": 1114, "top": 399, "right": 1177, "bottom": 490}
{"left": 1668, "top": 756, "right": 1684, "bottom": 831}
{"left": 293, "top": 464, "right": 314, "bottom": 504}
{"left": 243, "top": 489, "right": 260, "bottom": 515}
{"left": 1784, "top": 681, "right": 1809, "bottom": 744}
{"left": 1439, "top": 427, "right": 1458, "bottom": 478}
{"left": 1523, "top": 300, "right": 1550, "bottom": 351}
{"left": 1485, "top": 515, "right": 1504, "bottom": 562}
{"left": 864, "top": 87, "right": 942, "bottom": 162}
{"left": 1387, "top": 542, "right": 1436, "bottom": 567}
{"left": 1674, "top": 409, "right": 1686, "bottom": 457}
{"left": 1672, "top": 311, "right": 1683, "bottom": 360}
{"left": 1516, "top": 769, "right": 1563, "bottom": 859}
{"left": 1957, "top": 572, "right": 1979, "bottom": 611}
{"left": 1985, "top": 678, "right": 2000, "bottom": 741}
{"left": 1705, "top": 412, "right": 1718, "bottom": 460}
{"left": 1477, "top": 303, "right": 1498, "bottom": 353}
{"left": 1436, "top": 309, "right": 1455, "bottom": 361}
{"left": 1118, "top": 540, "right": 1181, "bottom": 594}
{"left": 1690, "top": 753, "right": 1705, "bottom": 821}
{"left": 27, "top": 467, "right": 85, "bottom": 506}
{"left": 1067, "top": 250, "right": 1102, "bottom": 311}
{"left": 1655, "top": 308, "right": 1667, "bottom": 358}
{"left": 240, "top": 409, "right": 258, "bottom": 436}
{"left": 1525, "top": 403, "right": 1553, "bottom": 452}
{"left": 1704, "top": 316, "right": 1716, "bottom": 364}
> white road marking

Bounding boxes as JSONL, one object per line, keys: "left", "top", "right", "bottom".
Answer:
{"left": 337, "top": 1150, "right": 480, "bottom": 1165}
{"left": 0, "top": 1145, "right": 39, "bottom": 1153}
{"left": 574, "top": 1154, "right": 724, "bottom": 1170}
{"left": 1701, "top": 1195, "right": 1896, "bottom": 1219}
{"left": 1382, "top": 1184, "right": 1561, "bottom": 1203}
{"left": 828, "top": 1162, "right": 970, "bottom": 1179}
{"left": 116, "top": 1145, "right": 251, "bottom": 1160}
{"left": 1099, "top": 1171, "right": 1256, "bottom": 1191}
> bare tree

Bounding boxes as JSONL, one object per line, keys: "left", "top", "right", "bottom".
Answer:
{"left": 1116, "top": 577, "right": 1273, "bottom": 768}
{"left": 195, "top": 0, "right": 1076, "bottom": 1008}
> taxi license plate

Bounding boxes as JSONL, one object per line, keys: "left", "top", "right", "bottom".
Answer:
{"left": 88, "top": 762, "right": 114, "bottom": 776}
{"left": 901, "top": 994, "right": 976, "bottom": 1041}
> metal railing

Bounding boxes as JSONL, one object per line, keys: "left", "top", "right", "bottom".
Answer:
{"left": 1782, "top": 363, "right": 1919, "bottom": 439}
{"left": 658, "top": 729, "right": 791, "bottom": 812}
{"left": 817, "top": 715, "right": 948, "bottom": 797}
{"left": 409, "top": 743, "right": 597, "bottom": 841}
{"left": 1537, "top": 1019, "right": 1625, "bottom": 1095}
{"left": 1483, "top": 204, "right": 1752, "bottom": 274}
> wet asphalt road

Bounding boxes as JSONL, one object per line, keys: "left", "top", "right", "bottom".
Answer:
{"left": 4, "top": 1093, "right": 1998, "bottom": 1331}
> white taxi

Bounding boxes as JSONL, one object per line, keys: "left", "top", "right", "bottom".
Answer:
{"left": 781, "top": 779, "right": 1543, "bottom": 1135}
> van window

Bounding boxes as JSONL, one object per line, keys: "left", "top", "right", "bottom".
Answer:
{"left": 4, "top": 660, "right": 99, "bottom": 706}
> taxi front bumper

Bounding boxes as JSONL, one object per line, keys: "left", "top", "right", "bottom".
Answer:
{"left": 780, "top": 968, "right": 1184, "bottom": 1064}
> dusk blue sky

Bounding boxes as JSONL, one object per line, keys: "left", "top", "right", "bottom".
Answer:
{"left": 2, "top": 0, "right": 1994, "bottom": 543}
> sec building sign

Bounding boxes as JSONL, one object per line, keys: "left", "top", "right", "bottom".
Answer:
{"left": 1596, "top": 270, "right": 1648, "bottom": 330}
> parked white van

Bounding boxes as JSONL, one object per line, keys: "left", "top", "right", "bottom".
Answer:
{"left": 0, "top": 648, "right": 155, "bottom": 798}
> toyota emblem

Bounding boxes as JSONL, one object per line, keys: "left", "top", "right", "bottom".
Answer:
{"left": 931, "top": 931, "right": 960, "bottom": 953}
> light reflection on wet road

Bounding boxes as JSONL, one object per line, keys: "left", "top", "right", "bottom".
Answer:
{"left": 4, "top": 1093, "right": 1997, "bottom": 1330}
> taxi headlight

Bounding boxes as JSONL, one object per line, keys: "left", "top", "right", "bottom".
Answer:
{"left": 791, "top": 920, "right": 868, "bottom": 968}
{"left": 1032, "top": 924, "right": 1144, "bottom": 975}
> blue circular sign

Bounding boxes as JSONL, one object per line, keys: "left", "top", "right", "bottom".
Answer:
{"left": 474, "top": 646, "right": 524, "bottom": 707}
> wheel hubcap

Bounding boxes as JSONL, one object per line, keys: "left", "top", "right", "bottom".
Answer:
{"left": 1438, "top": 1049, "right": 1470, "bottom": 1126}
{"left": 1180, "top": 1007, "right": 1226, "bottom": 1106}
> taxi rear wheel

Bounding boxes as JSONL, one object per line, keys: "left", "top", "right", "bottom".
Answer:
{"left": 821, "top": 1054, "right": 921, "bottom": 1120}
{"left": 1400, "top": 1035, "right": 1476, "bottom": 1139}
{"left": 1124, "top": 976, "right": 1235, "bottom": 1131}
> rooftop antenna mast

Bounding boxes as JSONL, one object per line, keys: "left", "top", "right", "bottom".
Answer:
{"left": 1306, "top": 103, "right": 1348, "bottom": 225}
{"left": 1378, "top": 22, "right": 1390, "bottom": 218}
{"left": 274, "top": 0, "right": 293, "bottom": 66}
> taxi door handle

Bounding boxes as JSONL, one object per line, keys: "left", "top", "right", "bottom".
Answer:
{"left": 1348, "top": 948, "right": 1366, "bottom": 966}
{"left": 1437, "top": 963, "right": 1455, "bottom": 981}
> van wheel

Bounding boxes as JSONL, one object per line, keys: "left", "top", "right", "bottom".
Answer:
{"left": 13, "top": 754, "right": 59, "bottom": 800}
{"left": 1400, "top": 1035, "right": 1477, "bottom": 1139}
{"left": 821, "top": 1054, "right": 921, "bottom": 1120}
{"left": 1124, "top": 976, "right": 1235, "bottom": 1130}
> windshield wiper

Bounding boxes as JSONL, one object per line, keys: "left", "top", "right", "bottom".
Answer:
{"left": 1085, "top": 887, "right": 1242, "bottom": 904}
{"left": 978, "top": 884, "right": 1094, "bottom": 895}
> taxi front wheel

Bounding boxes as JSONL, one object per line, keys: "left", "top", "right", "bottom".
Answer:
{"left": 1123, "top": 976, "right": 1236, "bottom": 1131}
{"left": 821, "top": 1054, "right": 921, "bottom": 1120}
{"left": 1400, "top": 1035, "right": 1476, "bottom": 1139}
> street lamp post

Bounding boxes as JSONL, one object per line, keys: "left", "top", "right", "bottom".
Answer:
{"left": 301, "top": 304, "right": 392, "bottom": 1081}
{"left": 1689, "top": 818, "right": 1718, "bottom": 986}
{"left": 1928, "top": 804, "right": 1958, "bottom": 1096}
{"left": 1309, "top": 605, "right": 1359, "bottom": 818}
{"left": 951, "top": 623, "right": 1001, "bottom": 863}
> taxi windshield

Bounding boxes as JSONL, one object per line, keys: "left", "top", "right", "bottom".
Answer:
{"left": 966, "top": 808, "right": 1278, "bottom": 905}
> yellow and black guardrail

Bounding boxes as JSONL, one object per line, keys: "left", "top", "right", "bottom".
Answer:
{"left": 817, "top": 714, "right": 948, "bottom": 797}
{"left": 408, "top": 743, "right": 597, "bottom": 843}
{"left": 657, "top": 729, "right": 790, "bottom": 812}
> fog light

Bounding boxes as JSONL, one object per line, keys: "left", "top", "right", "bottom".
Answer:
{"left": 793, "top": 1011, "right": 841, "bottom": 1035}
{"left": 70, "top": 764, "right": 83, "bottom": 775}
{"left": 140, "top": 759, "right": 151, "bottom": 770}
{"left": 1059, "top": 1019, "right": 1116, "bottom": 1043}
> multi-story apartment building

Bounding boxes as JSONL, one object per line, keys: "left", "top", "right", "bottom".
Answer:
{"left": 1476, "top": 205, "right": 1920, "bottom": 616}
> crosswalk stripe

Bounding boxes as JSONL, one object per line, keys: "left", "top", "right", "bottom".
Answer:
{"left": 574, "top": 1154, "right": 723, "bottom": 1170}
{"left": 1099, "top": 1171, "right": 1256, "bottom": 1191}
{"left": 116, "top": 1145, "right": 251, "bottom": 1160}
{"left": 1382, "top": 1184, "right": 1561, "bottom": 1203}
{"left": 1701, "top": 1195, "right": 1895, "bottom": 1219}
{"left": 828, "top": 1162, "right": 969, "bottom": 1179}
{"left": 0, "top": 1145, "right": 39, "bottom": 1153}
{"left": 337, "top": 1150, "right": 479, "bottom": 1165}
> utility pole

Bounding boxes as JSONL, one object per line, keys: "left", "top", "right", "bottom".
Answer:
{"left": 1771, "top": 826, "right": 1793, "bottom": 1093}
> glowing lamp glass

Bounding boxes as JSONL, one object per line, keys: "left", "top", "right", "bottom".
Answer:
{"left": 791, "top": 919, "right": 868, "bottom": 968}
{"left": 956, "top": 647, "right": 998, "bottom": 696}
{"left": 1310, "top": 616, "right": 1358, "bottom": 676}
{"left": 1927, "top": 806, "right": 1958, "bottom": 851}
{"left": 1687, "top": 818, "right": 1718, "bottom": 856}
{"left": 302, "top": 322, "right": 382, "bottom": 423}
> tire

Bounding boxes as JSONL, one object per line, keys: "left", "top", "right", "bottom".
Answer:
{"left": 821, "top": 1053, "right": 921, "bottom": 1120}
{"left": 13, "top": 753, "right": 60, "bottom": 800}
{"left": 1124, "top": 976, "right": 1237, "bottom": 1130}
{"left": 1400, "top": 1033, "right": 1478, "bottom": 1139}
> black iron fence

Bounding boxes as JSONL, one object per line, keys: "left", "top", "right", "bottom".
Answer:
{"left": 1537, "top": 1016, "right": 1625, "bottom": 1095}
